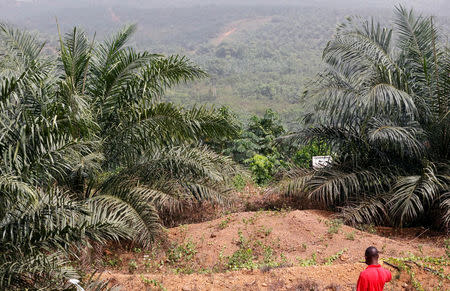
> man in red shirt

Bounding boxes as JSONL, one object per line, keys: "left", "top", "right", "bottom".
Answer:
{"left": 357, "top": 246, "right": 392, "bottom": 291}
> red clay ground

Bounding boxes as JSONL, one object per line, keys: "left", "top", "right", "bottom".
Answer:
{"left": 103, "top": 263, "right": 447, "bottom": 291}
{"left": 99, "top": 209, "right": 449, "bottom": 290}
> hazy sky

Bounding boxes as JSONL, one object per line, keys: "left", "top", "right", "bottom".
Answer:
{"left": 3, "top": 0, "right": 450, "bottom": 13}
{"left": 1, "top": 0, "right": 448, "bottom": 43}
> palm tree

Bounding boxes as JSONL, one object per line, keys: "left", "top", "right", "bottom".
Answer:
{"left": 277, "top": 6, "right": 449, "bottom": 229}
{"left": 0, "top": 58, "right": 131, "bottom": 289}
{"left": 0, "top": 23, "right": 239, "bottom": 289}
{"left": 57, "top": 24, "right": 240, "bottom": 242}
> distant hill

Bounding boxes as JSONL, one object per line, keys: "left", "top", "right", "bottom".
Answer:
{"left": 0, "top": 1, "right": 449, "bottom": 127}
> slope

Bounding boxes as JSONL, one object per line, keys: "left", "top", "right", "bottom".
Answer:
{"left": 100, "top": 210, "right": 449, "bottom": 290}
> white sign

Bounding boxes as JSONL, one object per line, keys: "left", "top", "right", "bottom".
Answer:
{"left": 312, "top": 156, "right": 332, "bottom": 169}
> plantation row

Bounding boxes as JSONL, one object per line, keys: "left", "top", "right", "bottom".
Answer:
{"left": 0, "top": 5, "right": 448, "bottom": 290}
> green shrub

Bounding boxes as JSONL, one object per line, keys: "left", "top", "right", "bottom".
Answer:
{"left": 294, "top": 140, "right": 331, "bottom": 168}
{"left": 218, "top": 217, "right": 231, "bottom": 229}
{"left": 324, "top": 249, "right": 347, "bottom": 265}
{"left": 141, "top": 276, "right": 167, "bottom": 291}
{"left": 232, "top": 174, "right": 247, "bottom": 190}
{"left": 167, "top": 240, "right": 197, "bottom": 263}
{"left": 227, "top": 247, "right": 257, "bottom": 270}
{"left": 246, "top": 154, "right": 274, "bottom": 185}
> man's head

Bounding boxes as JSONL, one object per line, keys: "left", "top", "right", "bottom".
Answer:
{"left": 364, "top": 246, "right": 379, "bottom": 265}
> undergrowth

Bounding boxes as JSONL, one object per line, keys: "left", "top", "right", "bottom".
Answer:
{"left": 325, "top": 219, "right": 343, "bottom": 235}
{"left": 324, "top": 249, "right": 347, "bottom": 265}
{"left": 222, "top": 230, "right": 289, "bottom": 271}
{"left": 141, "top": 276, "right": 167, "bottom": 291}
{"left": 384, "top": 254, "right": 450, "bottom": 291}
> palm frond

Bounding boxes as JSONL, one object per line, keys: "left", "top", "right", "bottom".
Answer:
{"left": 324, "top": 16, "right": 397, "bottom": 73}
{"left": 268, "top": 167, "right": 313, "bottom": 198}
{"left": 0, "top": 22, "right": 45, "bottom": 68}
{"left": 93, "top": 144, "right": 239, "bottom": 240}
{"left": 91, "top": 24, "right": 137, "bottom": 76}
{"left": 338, "top": 196, "right": 388, "bottom": 226}
{"left": 0, "top": 188, "right": 133, "bottom": 290}
{"left": 306, "top": 167, "right": 388, "bottom": 206}
{"left": 367, "top": 118, "right": 424, "bottom": 159}
{"left": 58, "top": 27, "right": 93, "bottom": 94}
{"left": 86, "top": 193, "right": 159, "bottom": 245}
{"left": 440, "top": 192, "right": 450, "bottom": 229}
{"left": 103, "top": 103, "right": 238, "bottom": 165}
{"left": 363, "top": 83, "right": 417, "bottom": 117}
{"left": 0, "top": 75, "right": 21, "bottom": 101}
{"left": 0, "top": 175, "right": 37, "bottom": 220}
{"left": 141, "top": 55, "right": 206, "bottom": 100}
{"left": 394, "top": 5, "right": 435, "bottom": 69}
{"left": 388, "top": 164, "right": 443, "bottom": 226}
{"left": 0, "top": 250, "right": 78, "bottom": 290}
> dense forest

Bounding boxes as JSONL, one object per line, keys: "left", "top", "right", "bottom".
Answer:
{"left": 2, "top": 1, "right": 449, "bottom": 126}
{"left": 0, "top": 1, "right": 449, "bottom": 290}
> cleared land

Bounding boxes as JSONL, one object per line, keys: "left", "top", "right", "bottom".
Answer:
{"left": 100, "top": 209, "right": 449, "bottom": 290}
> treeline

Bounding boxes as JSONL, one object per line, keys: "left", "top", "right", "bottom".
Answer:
{"left": 8, "top": 4, "right": 448, "bottom": 127}
{"left": 163, "top": 6, "right": 346, "bottom": 127}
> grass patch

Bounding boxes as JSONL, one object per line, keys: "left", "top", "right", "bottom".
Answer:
{"left": 297, "top": 253, "right": 317, "bottom": 266}
{"left": 223, "top": 230, "right": 290, "bottom": 271}
{"left": 166, "top": 239, "right": 198, "bottom": 274}
{"left": 227, "top": 247, "right": 258, "bottom": 270}
{"left": 218, "top": 217, "right": 231, "bottom": 229}
{"left": 167, "top": 239, "right": 197, "bottom": 263}
{"left": 325, "top": 219, "right": 343, "bottom": 235}
{"left": 141, "top": 276, "right": 167, "bottom": 291}
{"left": 345, "top": 231, "right": 355, "bottom": 240}
{"left": 324, "top": 249, "right": 347, "bottom": 265}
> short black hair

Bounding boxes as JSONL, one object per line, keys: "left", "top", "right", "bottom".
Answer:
{"left": 365, "top": 246, "right": 379, "bottom": 258}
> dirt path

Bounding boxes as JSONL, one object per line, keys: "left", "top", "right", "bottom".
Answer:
{"left": 214, "top": 28, "right": 238, "bottom": 45}
{"left": 108, "top": 7, "right": 121, "bottom": 23}
{"left": 211, "top": 17, "right": 272, "bottom": 46}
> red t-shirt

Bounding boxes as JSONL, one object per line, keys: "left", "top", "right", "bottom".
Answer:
{"left": 357, "top": 264, "right": 392, "bottom": 291}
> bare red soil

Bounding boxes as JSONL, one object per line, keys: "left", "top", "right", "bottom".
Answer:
{"left": 103, "top": 263, "right": 446, "bottom": 291}
{"left": 100, "top": 209, "right": 449, "bottom": 290}
{"left": 211, "top": 17, "right": 272, "bottom": 46}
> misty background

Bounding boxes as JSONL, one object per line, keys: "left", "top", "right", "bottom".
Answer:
{"left": 1, "top": 0, "right": 449, "bottom": 127}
